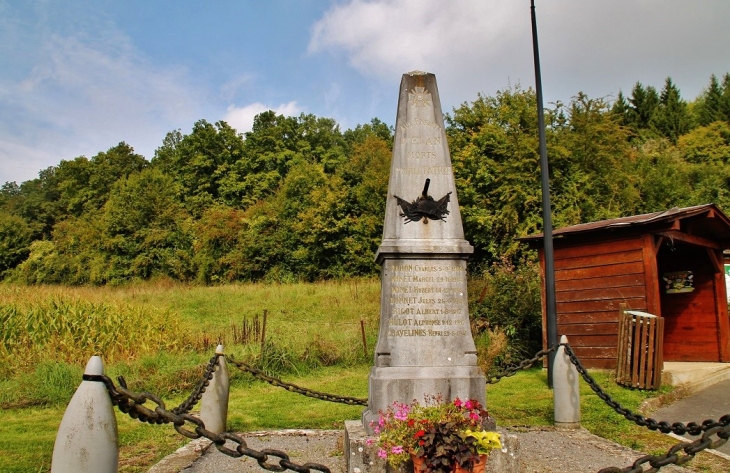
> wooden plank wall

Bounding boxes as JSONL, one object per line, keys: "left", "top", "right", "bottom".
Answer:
{"left": 553, "top": 237, "right": 648, "bottom": 369}
{"left": 659, "top": 245, "right": 721, "bottom": 361}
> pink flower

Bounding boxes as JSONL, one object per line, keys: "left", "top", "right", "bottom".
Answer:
{"left": 366, "top": 438, "right": 374, "bottom": 446}
{"left": 469, "top": 412, "right": 480, "bottom": 421}
{"left": 391, "top": 446, "right": 404, "bottom": 454}
{"left": 453, "top": 397, "right": 463, "bottom": 408}
{"left": 394, "top": 403, "right": 410, "bottom": 421}
{"left": 464, "top": 400, "right": 473, "bottom": 409}
{"left": 377, "top": 448, "right": 387, "bottom": 459}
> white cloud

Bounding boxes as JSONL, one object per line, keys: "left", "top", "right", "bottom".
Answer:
{"left": 309, "top": 0, "right": 522, "bottom": 81}
{"left": 220, "top": 74, "right": 254, "bottom": 102}
{"left": 309, "top": 0, "right": 730, "bottom": 110}
{"left": 308, "top": 0, "right": 533, "bottom": 115}
{"left": 0, "top": 6, "right": 204, "bottom": 183}
{"left": 224, "top": 101, "right": 303, "bottom": 134}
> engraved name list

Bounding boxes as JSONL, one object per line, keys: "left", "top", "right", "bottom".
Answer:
{"left": 386, "top": 262, "right": 467, "bottom": 338}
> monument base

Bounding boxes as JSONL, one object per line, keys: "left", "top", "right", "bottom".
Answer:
{"left": 362, "top": 365, "right": 486, "bottom": 433}
{"left": 344, "top": 420, "right": 520, "bottom": 473}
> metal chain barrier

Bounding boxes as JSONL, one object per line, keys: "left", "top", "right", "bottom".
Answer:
{"left": 78, "top": 342, "right": 730, "bottom": 473}
{"left": 561, "top": 343, "right": 730, "bottom": 436}
{"left": 225, "top": 355, "right": 368, "bottom": 406}
{"left": 85, "top": 373, "right": 333, "bottom": 473}
{"left": 558, "top": 342, "right": 730, "bottom": 472}
{"left": 597, "top": 424, "right": 730, "bottom": 473}
{"left": 172, "top": 353, "right": 222, "bottom": 415}
{"left": 485, "top": 345, "right": 558, "bottom": 384}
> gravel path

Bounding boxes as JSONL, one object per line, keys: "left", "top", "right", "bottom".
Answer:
{"left": 149, "top": 427, "right": 693, "bottom": 473}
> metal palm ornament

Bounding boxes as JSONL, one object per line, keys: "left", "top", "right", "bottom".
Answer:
{"left": 394, "top": 178, "right": 451, "bottom": 224}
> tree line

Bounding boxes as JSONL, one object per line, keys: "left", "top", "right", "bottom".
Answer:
{"left": 2, "top": 73, "right": 730, "bottom": 285}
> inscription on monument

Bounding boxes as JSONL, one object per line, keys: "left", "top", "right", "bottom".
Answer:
{"left": 395, "top": 166, "right": 452, "bottom": 175}
{"left": 402, "top": 118, "right": 442, "bottom": 161}
{"left": 386, "top": 262, "right": 467, "bottom": 338}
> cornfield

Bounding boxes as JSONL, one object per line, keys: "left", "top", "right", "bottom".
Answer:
{"left": 0, "top": 296, "right": 193, "bottom": 376}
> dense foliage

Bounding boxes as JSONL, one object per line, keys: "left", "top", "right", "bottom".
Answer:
{"left": 2, "top": 74, "right": 730, "bottom": 284}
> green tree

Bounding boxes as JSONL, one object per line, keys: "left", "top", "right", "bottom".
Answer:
{"left": 192, "top": 205, "right": 246, "bottom": 283}
{"left": 554, "top": 92, "right": 637, "bottom": 221}
{"left": 100, "top": 168, "right": 194, "bottom": 283}
{"left": 338, "top": 134, "right": 391, "bottom": 275}
{"left": 217, "top": 112, "right": 349, "bottom": 210}
{"left": 86, "top": 142, "right": 147, "bottom": 210}
{"left": 627, "top": 82, "right": 660, "bottom": 136}
{"left": 447, "top": 86, "right": 543, "bottom": 264}
{"left": 0, "top": 212, "right": 33, "bottom": 276}
{"left": 652, "top": 77, "right": 692, "bottom": 143}
{"left": 610, "top": 91, "right": 632, "bottom": 127}
{"left": 153, "top": 120, "right": 244, "bottom": 216}
{"left": 631, "top": 139, "right": 692, "bottom": 213}
{"left": 696, "top": 74, "right": 724, "bottom": 126}
{"left": 721, "top": 73, "right": 730, "bottom": 123}
{"left": 678, "top": 121, "right": 730, "bottom": 164}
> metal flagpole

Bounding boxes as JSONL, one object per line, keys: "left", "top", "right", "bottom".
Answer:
{"left": 530, "top": 0, "right": 558, "bottom": 387}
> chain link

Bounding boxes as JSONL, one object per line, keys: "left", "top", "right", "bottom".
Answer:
{"left": 86, "top": 373, "right": 333, "bottom": 473}
{"left": 560, "top": 343, "right": 730, "bottom": 472}
{"left": 225, "top": 355, "right": 368, "bottom": 406}
{"left": 485, "top": 346, "right": 558, "bottom": 384}
{"left": 597, "top": 424, "right": 730, "bottom": 473}
{"left": 171, "top": 353, "right": 222, "bottom": 415}
{"left": 561, "top": 344, "right": 730, "bottom": 436}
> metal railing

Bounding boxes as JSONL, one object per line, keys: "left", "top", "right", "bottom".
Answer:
{"left": 49, "top": 340, "right": 730, "bottom": 473}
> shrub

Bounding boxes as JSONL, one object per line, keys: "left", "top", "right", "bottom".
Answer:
{"left": 469, "top": 258, "right": 543, "bottom": 364}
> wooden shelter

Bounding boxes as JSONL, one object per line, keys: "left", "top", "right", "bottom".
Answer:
{"left": 521, "top": 204, "right": 730, "bottom": 368}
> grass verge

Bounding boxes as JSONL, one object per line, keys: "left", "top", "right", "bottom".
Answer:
{"left": 2, "top": 281, "right": 728, "bottom": 472}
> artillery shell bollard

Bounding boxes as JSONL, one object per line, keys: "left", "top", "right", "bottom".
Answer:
{"left": 51, "top": 356, "right": 118, "bottom": 473}
{"left": 200, "top": 344, "right": 230, "bottom": 434}
{"left": 553, "top": 335, "right": 581, "bottom": 429}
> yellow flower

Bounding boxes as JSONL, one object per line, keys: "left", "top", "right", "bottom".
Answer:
{"left": 463, "top": 429, "right": 502, "bottom": 454}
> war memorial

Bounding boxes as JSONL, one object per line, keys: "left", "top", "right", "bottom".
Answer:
{"left": 345, "top": 71, "right": 518, "bottom": 472}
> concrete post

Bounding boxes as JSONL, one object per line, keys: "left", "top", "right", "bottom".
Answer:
{"left": 51, "top": 356, "right": 118, "bottom": 473}
{"left": 200, "top": 344, "right": 229, "bottom": 434}
{"left": 553, "top": 335, "right": 580, "bottom": 429}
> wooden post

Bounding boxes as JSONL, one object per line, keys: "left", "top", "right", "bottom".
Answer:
{"left": 261, "top": 309, "right": 268, "bottom": 352}
{"left": 360, "top": 320, "right": 368, "bottom": 357}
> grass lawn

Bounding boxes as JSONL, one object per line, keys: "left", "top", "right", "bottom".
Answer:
{"left": 2, "top": 281, "right": 728, "bottom": 472}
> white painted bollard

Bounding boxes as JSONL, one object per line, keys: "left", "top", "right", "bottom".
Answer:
{"left": 200, "top": 344, "right": 229, "bottom": 434}
{"left": 51, "top": 356, "right": 118, "bottom": 473}
{"left": 553, "top": 335, "right": 581, "bottom": 429}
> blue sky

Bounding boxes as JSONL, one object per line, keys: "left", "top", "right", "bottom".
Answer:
{"left": 2, "top": 0, "right": 729, "bottom": 185}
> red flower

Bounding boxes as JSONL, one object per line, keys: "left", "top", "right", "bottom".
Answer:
{"left": 408, "top": 419, "right": 415, "bottom": 427}
{"left": 415, "top": 430, "right": 425, "bottom": 438}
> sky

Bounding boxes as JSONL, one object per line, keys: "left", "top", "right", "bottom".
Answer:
{"left": 1, "top": 0, "right": 729, "bottom": 185}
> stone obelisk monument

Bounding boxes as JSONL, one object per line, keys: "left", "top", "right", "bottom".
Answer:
{"left": 362, "top": 71, "right": 485, "bottom": 430}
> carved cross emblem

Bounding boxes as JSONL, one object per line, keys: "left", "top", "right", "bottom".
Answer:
{"left": 409, "top": 87, "right": 432, "bottom": 108}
